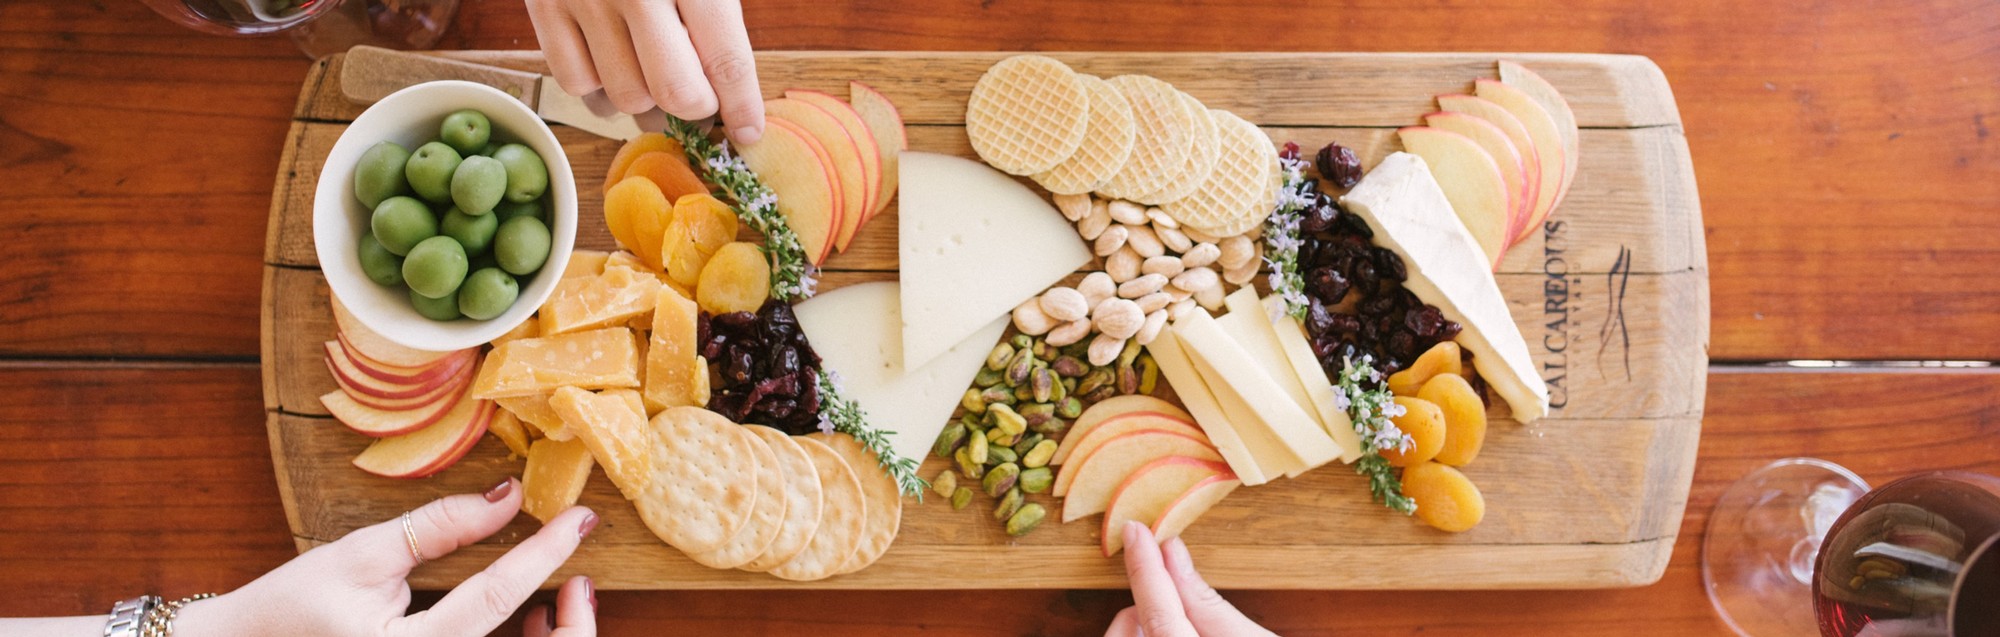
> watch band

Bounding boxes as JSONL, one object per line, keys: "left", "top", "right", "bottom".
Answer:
{"left": 104, "top": 595, "right": 159, "bottom": 637}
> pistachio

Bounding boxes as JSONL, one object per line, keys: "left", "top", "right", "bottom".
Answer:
{"left": 1107, "top": 199, "right": 1148, "bottom": 224}
{"left": 985, "top": 342, "right": 1015, "bottom": 371}
{"left": 1030, "top": 367, "right": 1055, "bottom": 401}
{"left": 1022, "top": 439, "right": 1059, "bottom": 468}
{"left": 1141, "top": 255, "right": 1186, "bottom": 279}
{"left": 987, "top": 445, "right": 1019, "bottom": 466}
{"left": 1039, "top": 287, "right": 1090, "bottom": 322}
{"left": 979, "top": 385, "right": 1014, "bottom": 406}
{"left": 932, "top": 470, "right": 959, "bottom": 498}
{"left": 1078, "top": 271, "right": 1117, "bottom": 307}
{"left": 1077, "top": 200, "right": 1113, "bottom": 240}
{"left": 1019, "top": 467, "right": 1055, "bottom": 494}
{"left": 1018, "top": 401, "right": 1055, "bottom": 426}
{"left": 1012, "top": 433, "right": 1045, "bottom": 456}
{"left": 1125, "top": 224, "right": 1165, "bottom": 258}
{"left": 983, "top": 462, "right": 1021, "bottom": 497}
{"left": 1168, "top": 297, "right": 1200, "bottom": 322}
{"left": 955, "top": 445, "right": 984, "bottom": 480}
{"left": 1118, "top": 336, "right": 1144, "bottom": 368}
{"left": 1117, "top": 273, "right": 1168, "bottom": 299}
{"left": 1170, "top": 267, "right": 1220, "bottom": 294}
{"left": 973, "top": 366, "right": 1004, "bottom": 388}
{"left": 1106, "top": 246, "right": 1142, "bottom": 283}
{"left": 966, "top": 430, "right": 990, "bottom": 465}
{"left": 987, "top": 427, "right": 1021, "bottom": 448}
{"left": 933, "top": 421, "right": 968, "bottom": 457}
{"left": 1088, "top": 333, "right": 1127, "bottom": 366}
{"left": 1218, "top": 235, "right": 1255, "bottom": 270}
{"left": 1224, "top": 256, "right": 1260, "bottom": 285}
{"left": 993, "top": 487, "right": 1025, "bottom": 521}
{"left": 1010, "top": 334, "right": 1034, "bottom": 350}
{"left": 1044, "top": 318, "right": 1093, "bottom": 347}
{"left": 1004, "top": 503, "right": 1046, "bottom": 536}
{"left": 1052, "top": 355, "right": 1089, "bottom": 378}
{"left": 1137, "top": 354, "right": 1160, "bottom": 394}
{"left": 1182, "top": 225, "right": 1222, "bottom": 244}
{"left": 1156, "top": 225, "right": 1193, "bottom": 253}
{"left": 1062, "top": 375, "right": 1079, "bottom": 393}
{"left": 1054, "top": 192, "right": 1092, "bottom": 221}
{"left": 1033, "top": 340, "right": 1061, "bottom": 361}
{"left": 1057, "top": 396, "right": 1085, "bottom": 419}
{"left": 1012, "top": 383, "right": 1034, "bottom": 403}
{"left": 1117, "top": 364, "right": 1139, "bottom": 395}
{"left": 1181, "top": 242, "right": 1221, "bottom": 268}
{"left": 1005, "top": 347, "right": 1035, "bottom": 386}
{"left": 1077, "top": 367, "right": 1114, "bottom": 395}
{"left": 1135, "top": 309, "right": 1169, "bottom": 346}
{"left": 1084, "top": 385, "right": 1117, "bottom": 403}
{"left": 1194, "top": 282, "right": 1225, "bottom": 310}
{"left": 1012, "top": 299, "right": 1057, "bottom": 335}
{"left": 960, "top": 387, "right": 987, "bottom": 414}
{"left": 989, "top": 402, "right": 1027, "bottom": 435}
{"left": 1092, "top": 298, "right": 1145, "bottom": 339}
{"left": 1048, "top": 368, "right": 1068, "bottom": 402}
{"left": 1093, "top": 224, "right": 1130, "bottom": 257}
{"left": 951, "top": 486, "right": 974, "bottom": 510}
{"left": 1030, "top": 415, "right": 1068, "bottom": 436}
{"left": 1145, "top": 206, "right": 1180, "bottom": 229}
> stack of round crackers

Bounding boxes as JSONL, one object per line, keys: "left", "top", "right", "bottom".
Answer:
{"left": 965, "top": 54, "right": 1280, "bottom": 238}
{"left": 632, "top": 407, "right": 903, "bottom": 581}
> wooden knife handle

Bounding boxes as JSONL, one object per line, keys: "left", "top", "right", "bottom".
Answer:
{"left": 339, "top": 46, "right": 542, "bottom": 108}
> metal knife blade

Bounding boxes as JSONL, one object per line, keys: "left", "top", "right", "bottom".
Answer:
{"left": 339, "top": 45, "right": 668, "bottom": 141}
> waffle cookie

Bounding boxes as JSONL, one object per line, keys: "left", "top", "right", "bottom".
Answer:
{"left": 965, "top": 55, "right": 1090, "bottom": 175}
{"left": 1161, "top": 110, "right": 1281, "bottom": 237}
{"left": 1132, "top": 89, "right": 1222, "bottom": 205}
{"left": 1032, "top": 74, "right": 1137, "bottom": 195}
{"left": 1097, "top": 75, "right": 1198, "bottom": 201}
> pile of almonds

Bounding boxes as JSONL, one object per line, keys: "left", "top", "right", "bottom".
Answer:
{"left": 1014, "top": 194, "right": 1265, "bottom": 366}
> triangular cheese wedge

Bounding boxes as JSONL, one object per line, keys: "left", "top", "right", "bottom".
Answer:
{"left": 1339, "top": 152, "right": 1550, "bottom": 422}
{"left": 897, "top": 152, "right": 1091, "bottom": 370}
{"left": 796, "top": 281, "right": 1009, "bottom": 466}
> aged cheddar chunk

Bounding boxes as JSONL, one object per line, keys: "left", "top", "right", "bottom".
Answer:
{"left": 538, "top": 277, "right": 592, "bottom": 336}
{"left": 542, "top": 266, "right": 662, "bottom": 336}
{"left": 490, "top": 318, "right": 540, "bottom": 347}
{"left": 471, "top": 327, "right": 641, "bottom": 400}
{"left": 643, "top": 286, "right": 707, "bottom": 414}
{"left": 549, "top": 386, "right": 653, "bottom": 497}
{"left": 496, "top": 393, "right": 568, "bottom": 440}
{"left": 521, "top": 437, "right": 594, "bottom": 523}
{"left": 562, "top": 249, "right": 611, "bottom": 279}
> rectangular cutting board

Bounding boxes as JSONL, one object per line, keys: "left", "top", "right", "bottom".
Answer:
{"left": 262, "top": 51, "right": 1706, "bottom": 589}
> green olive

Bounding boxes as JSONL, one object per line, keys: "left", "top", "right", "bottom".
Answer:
{"left": 356, "top": 234, "right": 405, "bottom": 286}
{"left": 402, "top": 235, "right": 468, "bottom": 299}
{"left": 439, "top": 109, "right": 492, "bottom": 156}
{"left": 475, "top": 142, "right": 500, "bottom": 157}
{"left": 369, "top": 196, "right": 437, "bottom": 256}
{"left": 450, "top": 155, "right": 508, "bottom": 215}
{"left": 440, "top": 206, "right": 499, "bottom": 256}
{"left": 493, "top": 215, "right": 552, "bottom": 275}
{"left": 404, "top": 141, "right": 462, "bottom": 204}
{"left": 491, "top": 144, "right": 549, "bottom": 203}
{"left": 468, "top": 251, "right": 498, "bottom": 274}
{"left": 409, "top": 287, "right": 462, "bottom": 321}
{"left": 457, "top": 267, "right": 520, "bottom": 320}
{"left": 353, "top": 141, "right": 410, "bottom": 209}
{"left": 492, "top": 198, "right": 544, "bottom": 223}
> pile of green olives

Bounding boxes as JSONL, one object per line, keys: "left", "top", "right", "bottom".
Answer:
{"left": 351, "top": 109, "right": 555, "bottom": 322}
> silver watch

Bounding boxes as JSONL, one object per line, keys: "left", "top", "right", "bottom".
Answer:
{"left": 104, "top": 595, "right": 159, "bottom": 637}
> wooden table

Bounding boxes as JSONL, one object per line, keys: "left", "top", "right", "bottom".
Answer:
{"left": 1, "top": 0, "right": 1994, "bottom": 634}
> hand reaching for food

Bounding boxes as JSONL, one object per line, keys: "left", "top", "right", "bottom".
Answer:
{"left": 524, "top": 0, "right": 765, "bottom": 143}
{"left": 1108, "top": 522, "right": 1277, "bottom": 637}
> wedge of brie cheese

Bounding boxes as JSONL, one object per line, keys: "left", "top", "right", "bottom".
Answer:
{"left": 1339, "top": 152, "right": 1550, "bottom": 423}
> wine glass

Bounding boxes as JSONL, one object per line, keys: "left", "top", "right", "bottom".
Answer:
{"left": 136, "top": 0, "right": 458, "bottom": 58}
{"left": 1703, "top": 459, "right": 2000, "bottom": 636}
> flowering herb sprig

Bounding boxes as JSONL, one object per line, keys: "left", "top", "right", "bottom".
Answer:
{"left": 816, "top": 371, "right": 928, "bottom": 498}
{"left": 663, "top": 116, "right": 818, "bottom": 301}
{"left": 1331, "top": 356, "right": 1417, "bottom": 514}
{"left": 1263, "top": 143, "right": 1317, "bottom": 320}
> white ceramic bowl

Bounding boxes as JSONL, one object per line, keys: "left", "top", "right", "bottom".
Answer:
{"left": 314, "top": 80, "right": 577, "bottom": 352}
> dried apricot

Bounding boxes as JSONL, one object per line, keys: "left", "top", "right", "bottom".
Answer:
{"left": 663, "top": 193, "right": 740, "bottom": 287}
{"left": 1420, "top": 373, "right": 1487, "bottom": 466}
{"left": 1402, "top": 461, "right": 1485, "bottom": 532}
{"left": 696, "top": 242, "right": 772, "bottom": 314}
{"left": 1387, "top": 341, "right": 1462, "bottom": 396}
{"left": 624, "top": 150, "right": 709, "bottom": 202}
{"left": 603, "top": 176, "right": 668, "bottom": 265}
{"left": 1380, "top": 395, "right": 1444, "bottom": 467}
{"left": 604, "top": 132, "right": 678, "bottom": 192}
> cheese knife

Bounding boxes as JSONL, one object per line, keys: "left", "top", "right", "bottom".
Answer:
{"left": 339, "top": 45, "right": 671, "bottom": 141}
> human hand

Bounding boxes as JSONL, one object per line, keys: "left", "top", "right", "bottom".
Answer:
{"left": 176, "top": 478, "right": 598, "bottom": 636}
{"left": 524, "top": 0, "right": 765, "bottom": 143}
{"left": 1107, "top": 522, "right": 1277, "bottom": 637}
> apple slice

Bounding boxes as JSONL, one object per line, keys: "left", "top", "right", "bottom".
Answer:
{"left": 1434, "top": 94, "right": 1545, "bottom": 243}
{"left": 325, "top": 340, "right": 470, "bottom": 400}
{"left": 1061, "top": 430, "right": 1223, "bottom": 522}
{"left": 1151, "top": 474, "right": 1241, "bottom": 544}
{"left": 331, "top": 295, "right": 456, "bottom": 367}
{"left": 1052, "top": 412, "right": 1210, "bottom": 497}
{"left": 321, "top": 373, "right": 473, "bottom": 437}
{"left": 1497, "top": 62, "right": 1580, "bottom": 233}
{"left": 327, "top": 351, "right": 473, "bottom": 411}
{"left": 765, "top": 98, "right": 868, "bottom": 254}
{"left": 1396, "top": 126, "right": 1513, "bottom": 269}
{"left": 1101, "top": 457, "right": 1233, "bottom": 556}
{"left": 849, "top": 81, "right": 907, "bottom": 220}
{"left": 785, "top": 90, "right": 883, "bottom": 218}
{"left": 1423, "top": 112, "right": 1534, "bottom": 245}
{"left": 353, "top": 399, "right": 493, "bottom": 479}
{"left": 736, "top": 116, "right": 842, "bottom": 264}
{"left": 1053, "top": 394, "right": 1192, "bottom": 466}
{"left": 331, "top": 335, "right": 472, "bottom": 386}
{"left": 1468, "top": 79, "right": 1569, "bottom": 246}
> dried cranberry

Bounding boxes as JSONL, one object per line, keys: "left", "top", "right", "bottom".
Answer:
{"left": 1302, "top": 198, "right": 1339, "bottom": 234}
{"left": 1338, "top": 210, "right": 1373, "bottom": 238}
{"left": 762, "top": 398, "right": 798, "bottom": 419}
{"left": 1315, "top": 142, "right": 1363, "bottom": 188}
{"left": 1328, "top": 312, "right": 1363, "bottom": 334}
{"left": 1308, "top": 267, "right": 1350, "bottom": 304}
{"left": 1437, "top": 319, "right": 1462, "bottom": 341}
{"left": 1406, "top": 306, "right": 1445, "bottom": 338}
{"left": 716, "top": 311, "right": 757, "bottom": 329}
{"left": 1305, "top": 297, "right": 1335, "bottom": 335}
{"left": 1373, "top": 247, "right": 1406, "bottom": 282}
{"left": 1280, "top": 141, "right": 1302, "bottom": 161}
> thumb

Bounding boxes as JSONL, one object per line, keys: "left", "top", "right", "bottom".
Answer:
{"left": 337, "top": 478, "right": 525, "bottom": 583}
{"left": 1160, "top": 537, "right": 1276, "bottom": 636}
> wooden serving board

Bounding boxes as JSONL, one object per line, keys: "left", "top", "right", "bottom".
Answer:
{"left": 262, "top": 51, "right": 1706, "bottom": 589}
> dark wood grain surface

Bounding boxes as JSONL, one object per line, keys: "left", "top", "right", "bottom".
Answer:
{"left": 0, "top": 0, "right": 1995, "bottom": 633}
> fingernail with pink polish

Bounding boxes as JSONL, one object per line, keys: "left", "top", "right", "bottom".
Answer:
{"left": 579, "top": 511, "right": 600, "bottom": 539}
{"left": 484, "top": 478, "right": 513, "bottom": 503}
{"left": 543, "top": 604, "right": 558, "bottom": 631}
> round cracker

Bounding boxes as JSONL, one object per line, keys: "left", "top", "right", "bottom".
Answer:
{"left": 738, "top": 426, "right": 825, "bottom": 573}
{"left": 965, "top": 55, "right": 1090, "bottom": 175}
{"left": 768, "top": 436, "right": 866, "bottom": 581}
{"left": 1132, "top": 91, "right": 1221, "bottom": 204}
{"left": 632, "top": 407, "right": 761, "bottom": 554}
{"left": 1096, "top": 75, "right": 1196, "bottom": 201}
{"left": 809, "top": 432, "right": 905, "bottom": 575}
{"left": 1032, "top": 74, "right": 1137, "bottom": 195}
{"left": 683, "top": 426, "right": 787, "bottom": 569}
{"left": 1162, "top": 110, "right": 1281, "bottom": 237}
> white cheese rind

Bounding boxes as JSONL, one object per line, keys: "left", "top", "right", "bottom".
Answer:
{"left": 796, "top": 281, "right": 1009, "bottom": 466}
{"left": 1260, "top": 294, "right": 1363, "bottom": 463}
{"left": 897, "top": 152, "right": 1092, "bottom": 370}
{"left": 1145, "top": 329, "right": 1270, "bottom": 486}
{"left": 1338, "top": 152, "right": 1550, "bottom": 422}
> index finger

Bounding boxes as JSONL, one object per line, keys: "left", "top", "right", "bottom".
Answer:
{"left": 1120, "top": 522, "right": 1198, "bottom": 637}
{"left": 678, "top": 0, "right": 764, "bottom": 143}
{"left": 400, "top": 506, "right": 598, "bottom": 637}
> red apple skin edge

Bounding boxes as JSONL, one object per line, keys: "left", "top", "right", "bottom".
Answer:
{"left": 327, "top": 357, "right": 473, "bottom": 411}
{"left": 335, "top": 333, "right": 473, "bottom": 384}
{"left": 325, "top": 342, "right": 467, "bottom": 401}
{"left": 354, "top": 401, "right": 494, "bottom": 479}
